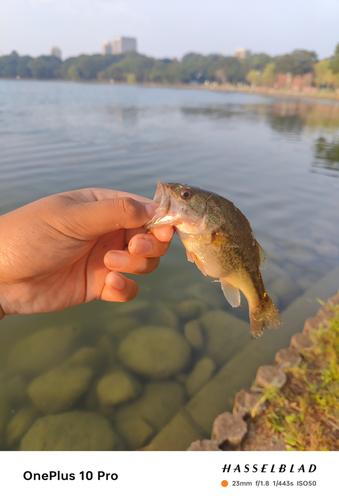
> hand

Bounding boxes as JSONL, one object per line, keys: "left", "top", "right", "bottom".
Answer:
{"left": 0, "top": 188, "right": 174, "bottom": 318}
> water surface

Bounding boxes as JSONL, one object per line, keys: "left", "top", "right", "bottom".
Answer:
{"left": 0, "top": 80, "right": 338, "bottom": 450}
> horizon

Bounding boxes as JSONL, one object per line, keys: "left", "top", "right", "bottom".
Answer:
{"left": 1, "top": 0, "right": 338, "bottom": 62}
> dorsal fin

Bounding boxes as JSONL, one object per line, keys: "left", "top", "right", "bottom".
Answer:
{"left": 220, "top": 278, "right": 241, "bottom": 308}
{"left": 258, "top": 243, "right": 266, "bottom": 269}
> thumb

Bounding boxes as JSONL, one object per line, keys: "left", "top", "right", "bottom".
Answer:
{"left": 70, "top": 197, "right": 158, "bottom": 238}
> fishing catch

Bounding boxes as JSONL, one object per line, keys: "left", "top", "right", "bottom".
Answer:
{"left": 145, "top": 181, "right": 281, "bottom": 337}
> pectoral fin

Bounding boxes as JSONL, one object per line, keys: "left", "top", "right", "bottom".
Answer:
{"left": 220, "top": 278, "right": 241, "bottom": 308}
{"left": 186, "top": 249, "right": 195, "bottom": 264}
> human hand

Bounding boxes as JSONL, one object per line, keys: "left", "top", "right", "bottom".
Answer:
{"left": 0, "top": 188, "right": 174, "bottom": 319}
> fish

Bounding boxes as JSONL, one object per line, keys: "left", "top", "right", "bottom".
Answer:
{"left": 145, "top": 181, "right": 281, "bottom": 337}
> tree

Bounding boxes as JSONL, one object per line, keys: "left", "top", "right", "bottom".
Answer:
{"left": 261, "top": 63, "right": 276, "bottom": 86}
{"left": 329, "top": 43, "right": 339, "bottom": 74}
{"left": 246, "top": 69, "right": 261, "bottom": 86}
{"left": 275, "top": 50, "right": 317, "bottom": 75}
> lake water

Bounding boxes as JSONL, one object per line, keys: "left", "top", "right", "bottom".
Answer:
{"left": 0, "top": 80, "right": 339, "bottom": 450}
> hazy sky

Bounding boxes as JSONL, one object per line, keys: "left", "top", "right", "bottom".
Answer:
{"left": 1, "top": 0, "right": 339, "bottom": 60}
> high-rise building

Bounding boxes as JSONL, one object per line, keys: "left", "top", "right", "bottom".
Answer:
{"left": 112, "top": 37, "right": 137, "bottom": 55}
{"left": 50, "top": 47, "right": 62, "bottom": 60}
{"left": 235, "top": 48, "right": 251, "bottom": 59}
{"left": 102, "top": 40, "right": 112, "bottom": 55}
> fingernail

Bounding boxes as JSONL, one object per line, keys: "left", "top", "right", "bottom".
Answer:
{"left": 106, "top": 251, "right": 130, "bottom": 269}
{"left": 145, "top": 203, "right": 158, "bottom": 218}
{"left": 133, "top": 238, "right": 153, "bottom": 254}
{"left": 108, "top": 273, "right": 125, "bottom": 290}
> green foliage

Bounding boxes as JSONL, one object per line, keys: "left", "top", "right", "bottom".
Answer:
{"left": 274, "top": 50, "right": 318, "bottom": 75}
{"left": 27, "top": 56, "right": 62, "bottom": 79}
{"left": 261, "top": 63, "right": 276, "bottom": 86}
{"left": 329, "top": 43, "right": 339, "bottom": 74}
{"left": 262, "top": 305, "right": 339, "bottom": 451}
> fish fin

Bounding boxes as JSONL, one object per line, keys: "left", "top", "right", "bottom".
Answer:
{"left": 186, "top": 250, "right": 195, "bottom": 264}
{"left": 249, "top": 294, "right": 281, "bottom": 338}
{"left": 258, "top": 243, "right": 266, "bottom": 269}
{"left": 220, "top": 279, "right": 241, "bottom": 308}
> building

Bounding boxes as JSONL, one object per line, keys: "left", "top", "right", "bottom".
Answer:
{"left": 235, "top": 48, "right": 251, "bottom": 59}
{"left": 113, "top": 37, "right": 137, "bottom": 55}
{"left": 102, "top": 40, "right": 112, "bottom": 56}
{"left": 50, "top": 47, "right": 62, "bottom": 60}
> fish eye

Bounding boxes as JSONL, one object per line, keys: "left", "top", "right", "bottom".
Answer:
{"left": 180, "top": 188, "right": 193, "bottom": 200}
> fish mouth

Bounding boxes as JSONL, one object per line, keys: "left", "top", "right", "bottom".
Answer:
{"left": 144, "top": 181, "right": 178, "bottom": 229}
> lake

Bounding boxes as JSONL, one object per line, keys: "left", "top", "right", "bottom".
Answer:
{"left": 0, "top": 80, "right": 339, "bottom": 450}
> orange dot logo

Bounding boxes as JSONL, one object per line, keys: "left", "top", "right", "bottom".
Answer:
{"left": 221, "top": 480, "right": 228, "bottom": 487}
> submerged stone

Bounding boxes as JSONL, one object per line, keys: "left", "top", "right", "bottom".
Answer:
{"left": 185, "top": 358, "right": 216, "bottom": 398}
{"left": 97, "top": 370, "right": 142, "bottom": 408}
{"left": 6, "top": 405, "right": 38, "bottom": 448}
{"left": 176, "top": 300, "right": 209, "bottom": 321}
{"left": 20, "top": 411, "right": 117, "bottom": 451}
{"left": 199, "top": 310, "right": 250, "bottom": 367}
{"left": 115, "top": 381, "right": 186, "bottom": 434}
{"left": 28, "top": 364, "right": 94, "bottom": 414}
{"left": 118, "top": 327, "right": 191, "bottom": 379}
{"left": 148, "top": 303, "right": 179, "bottom": 329}
{"left": 116, "top": 417, "right": 154, "bottom": 450}
{"left": 255, "top": 365, "right": 287, "bottom": 389}
{"left": 184, "top": 320, "right": 204, "bottom": 350}
{"left": 7, "top": 325, "right": 80, "bottom": 376}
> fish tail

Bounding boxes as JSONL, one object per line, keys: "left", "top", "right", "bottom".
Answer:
{"left": 249, "top": 294, "right": 281, "bottom": 338}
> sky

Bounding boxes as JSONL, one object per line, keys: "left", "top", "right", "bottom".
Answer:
{"left": 1, "top": 0, "right": 339, "bottom": 61}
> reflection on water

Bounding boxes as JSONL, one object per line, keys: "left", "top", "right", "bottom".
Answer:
{"left": 312, "top": 137, "right": 339, "bottom": 176}
{"left": 0, "top": 81, "right": 339, "bottom": 450}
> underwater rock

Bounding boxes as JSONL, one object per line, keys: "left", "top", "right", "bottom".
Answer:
{"left": 97, "top": 370, "right": 142, "bottom": 408}
{"left": 185, "top": 283, "right": 224, "bottom": 309}
{"left": 176, "top": 300, "right": 209, "bottom": 321}
{"left": 6, "top": 405, "right": 38, "bottom": 448}
{"left": 184, "top": 320, "right": 204, "bottom": 350}
{"left": 199, "top": 310, "right": 250, "bottom": 367}
{"left": 115, "top": 417, "right": 154, "bottom": 450}
{"left": 67, "top": 347, "right": 104, "bottom": 372}
{"left": 115, "top": 381, "right": 186, "bottom": 434}
{"left": 20, "top": 411, "right": 117, "bottom": 451}
{"left": 28, "top": 363, "right": 94, "bottom": 414}
{"left": 255, "top": 365, "right": 287, "bottom": 389}
{"left": 7, "top": 325, "right": 80, "bottom": 377}
{"left": 105, "top": 317, "right": 141, "bottom": 345}
{"left": 187, "top": 439, "right": 221, "bottom": 451}
{"left": 118, "top": 327, "right": 191, "bottom": 379}
{"left": 270, "top": 276, "right": 301, "bottom": 308}
{"left": 0, "top": 388, "right": 10, "bottom": 449}
{"left": 211, "top": 411, "right": 248, "bottom": 446}
{"left": 185, "top": 358, "right": 216, "bottom": 398}
{"left": 148, "top": 303, "right": 179, "bottom": 329}
{"left": 5, "top": 374, "right": 29, "bottom": 407}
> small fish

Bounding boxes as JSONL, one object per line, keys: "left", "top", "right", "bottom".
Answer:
{"left": 145, "top": 181, "right": 281, "bottom": 337}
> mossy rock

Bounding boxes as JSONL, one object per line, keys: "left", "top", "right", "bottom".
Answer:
{"left": 28, "top": 364, "right": 94, "bottom": 414}
{"left": 20, "top": 411, "right": 118, "bottom": 451}
{"left": 97, "top": 370, "right": 142, "bottom": 408}
{"left": 199, "top": 310, "right": 250, "bottom": 367}
{"left": 118, "top": 327, "right": 191, "bottom": 379}
{"left": 7, "top": 325, "right": 80, "bottom": 376}
{"left": 115, "top": 381, "right": 186, "bottom": 434}
{"left": 6, "top": 405, "right": 38, "bottom": 448}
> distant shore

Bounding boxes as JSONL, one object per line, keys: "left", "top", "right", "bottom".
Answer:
{"left": 3, "top": 77, "right": 339, "bottom": 102}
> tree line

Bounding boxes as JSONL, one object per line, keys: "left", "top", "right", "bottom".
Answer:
{"left": 1, "top": 44, "right": 339, "bottom": 89}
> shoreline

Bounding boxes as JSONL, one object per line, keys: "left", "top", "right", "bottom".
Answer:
{"left": 2, "top": 77, "right": 339, "bottom": 102}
